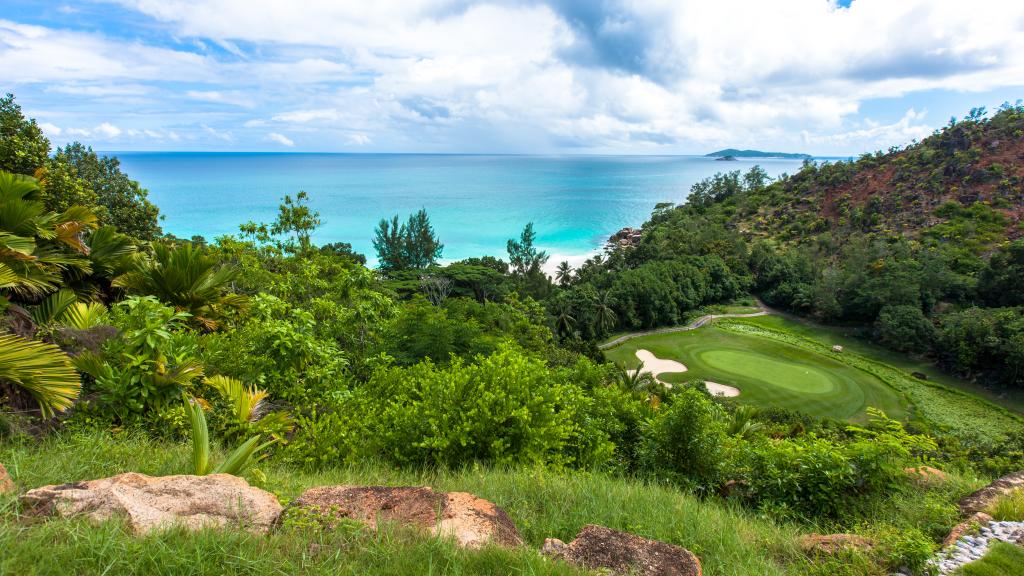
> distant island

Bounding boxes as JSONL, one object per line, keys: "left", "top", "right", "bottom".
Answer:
{"left": 715, "top": 155, "right": 738, "bottom": 161}
{"left": 706, "top": 148, "right": 812, "bottom": 159}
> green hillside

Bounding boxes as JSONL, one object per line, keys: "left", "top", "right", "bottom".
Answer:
{"left": 3, "top": 94, "right": 1023, "bottom": 576}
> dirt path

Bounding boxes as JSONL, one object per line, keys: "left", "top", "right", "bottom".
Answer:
{"left": 599, "top": 307, "right": 769, "bottom": 350}
{"left": 629, "top": 349, "right": 741, "bottom": 397}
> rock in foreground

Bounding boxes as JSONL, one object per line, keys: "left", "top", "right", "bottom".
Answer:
{"left": 542, "top": 524, "right": 701, "bottom": 576}
{"left": 958, "top": 470, "right": 1024, "bottom": 516}
{"left": 290, "top": 485, "right": 522, "bottom": 548}
{"left": 20, "top": 472, "right": 282, "bottom": 534}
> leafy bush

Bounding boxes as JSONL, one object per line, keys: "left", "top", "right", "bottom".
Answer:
{"left": 874, "top": 304, "right": 935, "bottom": 353}
{"left": 639, "top": 386, "right": 728, "bottom": 492}
{"left": 729, "top": 410, "right": 929, "bottom": 520}
{"left": 73, "top": 296, "right": 203, "bottom": 423}
{"left": 198, "top": 295, "right": 348, "bottom": 406}
{"left": 285, "top": 346, "right": 630, "bottom": 470}
{"left": 369, "top": 345, "right": 600, "bottom": 467}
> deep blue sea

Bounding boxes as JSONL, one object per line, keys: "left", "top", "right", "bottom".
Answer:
{"left": 113, "top": 153, "right": 806, "bottom": 266}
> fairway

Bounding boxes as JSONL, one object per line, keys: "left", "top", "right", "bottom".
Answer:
{"left": 604, "top": 323, "right": 910, "bottom": 422}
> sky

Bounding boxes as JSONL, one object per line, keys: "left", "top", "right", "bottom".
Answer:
{"left": 2, "top": 0, "right": 1024, "bottom": 155}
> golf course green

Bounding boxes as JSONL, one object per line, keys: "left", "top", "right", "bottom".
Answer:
{"left": 603, "top": 320, "right": 911, "bottom": 422}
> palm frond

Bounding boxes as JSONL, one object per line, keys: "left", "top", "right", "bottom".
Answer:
{"left": 30, "top": 288, "right": 78, "bottom": 325}
{"left": 0, "top": 333, "right": 81, "bottom": 418}
{"left": 206, "top": 375, "right": 269, "bottom": 423}
{"left": 183, "top": 394, "right": 211, "bottom": 475}
{"left": 212, "top": 436, "right": 276, "bottom": 476}
{"left": 154, "top": 360, "right": 204, "bottom": 388}
{"left": 0, "top": 263, "right": 22, "bottom": 289}
{"left": 57, "top": 301, "right": 109, "bottom": 329}
{"left": 0, "top": 171, "right": 42, "bottom": 203}
{"left": 0, "top": 231, "right": 36, "bottom": 257}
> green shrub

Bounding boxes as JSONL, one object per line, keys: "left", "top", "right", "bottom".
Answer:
{"left": 731, "top": 411, "right": 923, "bottom": 521}
{"left": 283, "top": 392, "right": 373, "bottom": 469}
{"left": 72, "top": 296, "right": 203, "bottom": 425}
{"left": 370, "top": 345, "right": 606, "bottom": 467}
{"left": 198, "top": 295, "right": 348, "bottom": 406}
{"left": 874, "top": 304, "right": 936, "bottom": 353}
{"left": 639, "top": 387, "right": 728, "bottom": 492}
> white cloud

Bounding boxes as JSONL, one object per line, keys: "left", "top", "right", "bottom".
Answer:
{"left": 801, "top": 108, "right": 934, "bottom": 149}
{"left": 201, "top": 124, "right": 233, "bottom": 142}
{"left": 38, "top": 122, "right": 62, "bottom": 137}
{"left": 185, "top": 90, "right": 255, "bottom": 108}
{"left": 266, "top": 132, "right": 295, "bottom": 147}
{"left": 62, "top": 122, "right": 123, "bottom": 139}
{"left": 0, "top": 19, "right": 215, "bottom": 83}
{"left": 346, "top": 133, "right": 371, "bottom": 145}
{"left": 272, "top": 109, "right": 344, "bottom": 123}
{"left": 93, "top": 122, "right": 122, "bottom": 138}
{"left": 11, "top": 1, "right": 1024, "bottom": 152}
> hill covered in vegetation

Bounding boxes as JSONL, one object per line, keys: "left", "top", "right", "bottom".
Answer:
{"left": 706, "top": 148, "right": 812, "bottom": 159}
{"left": 2, "top": 92, "right": 1024, "bottom": 575}
{"left": 567, "top": 103, "right": 1024, "bottom": 396}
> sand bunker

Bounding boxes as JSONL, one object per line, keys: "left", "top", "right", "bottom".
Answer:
{"left": 630, "top": 349, "right": 740, "bottom": 397}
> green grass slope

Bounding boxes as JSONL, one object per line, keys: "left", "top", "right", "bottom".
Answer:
{"left": 719, "top": 319, "right": 1023, "bottom": 441}
{"left": 0, "top": 432, "right": 825, "bottom": 576}
{"left": 742, "top": 314, "right": 1024, "bottom": 414}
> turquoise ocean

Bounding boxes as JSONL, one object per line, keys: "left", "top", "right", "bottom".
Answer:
{"left": 113, "top": 153, "right": 806, "bottom": 266}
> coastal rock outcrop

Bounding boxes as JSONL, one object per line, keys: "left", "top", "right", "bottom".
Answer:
{"left": 20, "top": 472, "right": 282, "bottom": 534}
{"left": 289, "top": 485, "right": 523, "bottom": 549}
{"left": 541, "top": 524, "right": 701, "bottom": 576}
{"left": 609, "top": 227, "right": 643, "bottom": 249}
{"left": 0, "top": 462, "right": 14, "bottom": 494}
{"left": 958, "top": 470, "right": 1024, "bottom": 516}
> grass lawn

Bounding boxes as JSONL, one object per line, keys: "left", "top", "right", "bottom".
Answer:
{"left": 604, "top": 323, "right": 910, "bottom": 422}
{"left": 741, "top": 315, "right": 1024, "bottom": 414}
{"left": 0, "top": 431, "right": 845, "bottom": 576}
{"left": 954, "top": 542, "right": 1024, "bottom": 576}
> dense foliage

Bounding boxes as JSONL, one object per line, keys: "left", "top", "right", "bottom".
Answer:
{"left": 2, "top": 94, "right": 1023, "bottom": 576}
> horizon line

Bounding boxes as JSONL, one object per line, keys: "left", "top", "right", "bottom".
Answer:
{"left": 98, "top": 150, "right": 857, "bottom": 159}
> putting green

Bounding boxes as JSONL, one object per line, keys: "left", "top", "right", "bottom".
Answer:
{"left": 604, "top": 324, "right": 910, "bottom": 422}
{"left": 697, "top": 350, "right": 835, "bottom": 394}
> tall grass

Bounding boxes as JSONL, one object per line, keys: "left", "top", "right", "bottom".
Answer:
{"left": 0, "top": 430, "right": 934, "bottom": 575}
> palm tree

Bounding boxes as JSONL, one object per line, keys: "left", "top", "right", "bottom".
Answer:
{"left": 552, "top": 298, "right": 576, "bottom": 337}
{"left": 727, "top": 405, "right": 765, "bottom": 439}
{"left": 67, "top": 225, "right": 138, "bottom": 302}
{"left": 593, "top": 290, "right": 617, "bottom": 335}
{"left": 183, "top": 393, "right": 276, "bottom": 477}
{"left": 554, "top": 261, "right": 572, "bottom": 286}
{"left": 614, "top": 361, "right": 661, "bottom": 406}
{"left": 114, "top": 242, "right": 248, "bottom": 330}
{"left": 0, "top": 171, "right": 97, "bottom": 301}
{"left": 0, "top": 333, "right": 80, "bottom": 418}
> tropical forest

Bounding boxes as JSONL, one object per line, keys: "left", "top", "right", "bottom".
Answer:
{"left": 2, "top": 90, "right": 1024, "bottom": 575}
